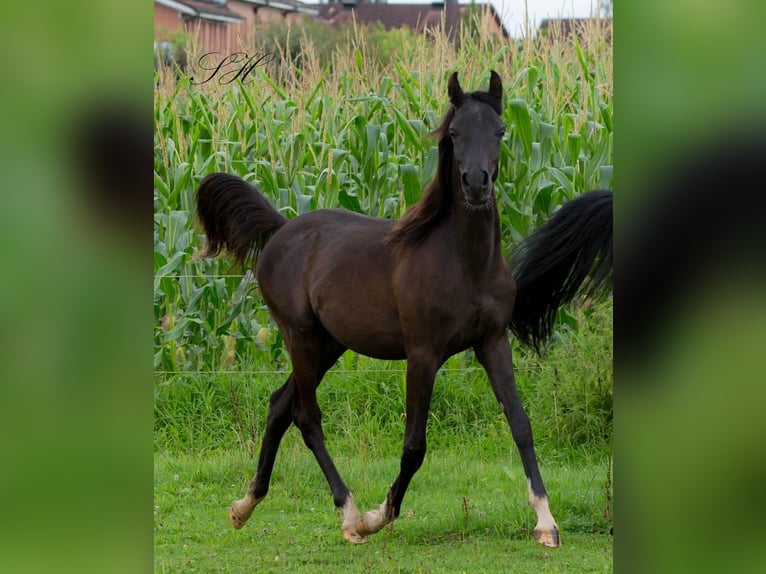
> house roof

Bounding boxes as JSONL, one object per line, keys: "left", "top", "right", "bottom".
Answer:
{"left": 235, "top": 0, "right": 319, "bottom": 15}
{"left": 156, "top": 0, "right": 509, "bottom": 37}
{"left": 318, "top": 2, "right": 464, "bottom": 38}
{"left": 317, "top": 2, "right": 508, "bottom": 40}
{"left": 155, "top": 0, "right": 243, "bottom": 23}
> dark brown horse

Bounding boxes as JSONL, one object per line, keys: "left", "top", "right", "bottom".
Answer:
{"left": 195, "top": 71, "right": 612, "bottom": 546}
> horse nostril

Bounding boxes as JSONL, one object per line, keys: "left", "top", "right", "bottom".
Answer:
{"left": 462, "top": 172, "right": 470, "bottom": 187}
{"left": 482, "top": 171, "right": 489, "bottom": 187}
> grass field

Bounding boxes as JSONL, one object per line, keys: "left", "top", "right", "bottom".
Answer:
{"left": 155, "top": 446, "right": 612, "bottom": 573}
{"left": 154, "top": 301, "right": 612, "bottom": 572}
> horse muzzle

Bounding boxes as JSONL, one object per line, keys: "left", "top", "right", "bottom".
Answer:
{"left": 460, "top": 169, "right": 492, "bottom": 207}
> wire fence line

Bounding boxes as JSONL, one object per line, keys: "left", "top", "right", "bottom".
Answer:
{"left": 154, "top": 365, "right": 540, "bottom": 377}
{"left": 156, "top": 274, "right": 249, "bottom": 278}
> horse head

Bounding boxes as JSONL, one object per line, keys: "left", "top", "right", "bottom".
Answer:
{"left": 446, "top": 71, "right": 506, "bottom": 208}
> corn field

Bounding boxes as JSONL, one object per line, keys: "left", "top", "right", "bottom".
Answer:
{"left": 153, "top": 17, "right": 613, "bottom": 375}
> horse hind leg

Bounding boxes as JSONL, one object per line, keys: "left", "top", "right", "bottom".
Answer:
{"left": 230, "top": 375, "right": 296, "bottom": 529}
{"left": 475, "top": 336, "right": 560, "bottom": 547}
{"left": 286, "top": 334, "right": 373, "bottom": 542}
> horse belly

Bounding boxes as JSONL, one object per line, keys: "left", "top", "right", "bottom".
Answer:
{"left": 314, "top": 290, "right": 405, "bottom": 360}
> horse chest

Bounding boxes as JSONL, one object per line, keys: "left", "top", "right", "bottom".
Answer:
{"left": 417, "top": 290, "right": 507, "bottom": 347}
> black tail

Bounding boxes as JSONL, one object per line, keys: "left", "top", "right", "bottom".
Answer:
{"left": 509, "top": 189, "right": 613, "bottom": 354}
{"left": 195, "top": 173, "right": 288, "bottom": 268}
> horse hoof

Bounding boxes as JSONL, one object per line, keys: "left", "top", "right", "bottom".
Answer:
{"left": 229, "top": 498, "right": 256, "bottom": 530}
{"left": 534, "top": 526, "right": 561, "bottom": 547}
{"left": 342, "top": 528, "right": 369, "bottom": 544}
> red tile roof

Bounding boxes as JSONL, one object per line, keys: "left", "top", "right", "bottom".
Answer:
{"left": 318, "top": 3, "right": 464, "bottom": 39}
{"left": 158, "top": 0, "right": 243, "bottom": 22}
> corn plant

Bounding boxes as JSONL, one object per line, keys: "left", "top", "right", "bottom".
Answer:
{"left": 154, "top": 16, "right": 612, "bottom": 374}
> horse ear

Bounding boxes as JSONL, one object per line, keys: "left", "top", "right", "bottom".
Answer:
{"left": 488, "top": 70, "right": 503, "bottom": 102}
{"left": 447, "top": 72, "right": 464, "bottom": 107}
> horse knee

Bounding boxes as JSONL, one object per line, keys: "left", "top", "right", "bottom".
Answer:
{"left": 300, "top": 428, "right": 325, "bottom": 451}
{"left": 508, "top": 406, "right": 534, "bottom": 447}
{"left": 401, "top": 442, "right": 427, "bottom": 473}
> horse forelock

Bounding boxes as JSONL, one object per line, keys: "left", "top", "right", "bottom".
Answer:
{"left": 461, "top": 91, "right": 503, "bottom": 115}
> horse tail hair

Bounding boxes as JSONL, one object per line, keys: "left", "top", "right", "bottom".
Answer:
{"left": 194, "top": 173, "right": 288, "bottom": 268}
{"left": 509, "top": 189, "right": 613, "bottom": 354}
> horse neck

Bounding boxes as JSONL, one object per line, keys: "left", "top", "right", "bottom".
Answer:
{"left": 448, "top": 175, "right": 502, "bottom": 274}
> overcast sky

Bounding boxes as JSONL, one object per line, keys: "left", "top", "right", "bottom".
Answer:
{"left": 485, "top": 0, "right": 602, "bottom": 38}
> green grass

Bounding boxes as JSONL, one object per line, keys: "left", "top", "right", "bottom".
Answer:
{"left": 155, "top": 302, "right": 612, "bottom": 459}
{"left": 155, "top": 447, "right": 612, "bottom": 573}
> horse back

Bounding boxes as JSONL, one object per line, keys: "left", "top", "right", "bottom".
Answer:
{"left": 256, "top": 210, "right": 406, "bottom": 359}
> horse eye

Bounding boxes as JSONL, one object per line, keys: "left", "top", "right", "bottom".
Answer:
{"left": 497, "top": 129, "right": 506, "bottom": 138}
{"left": 448, "top": 129, "right": 458, "bottom": 139}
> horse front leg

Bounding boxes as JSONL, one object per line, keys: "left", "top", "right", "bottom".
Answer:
{"left": 475, "top": 334, "right": 561, "bottom": 547}
{"left": 344, "top": 351, "right": 439, "bottom": 542}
